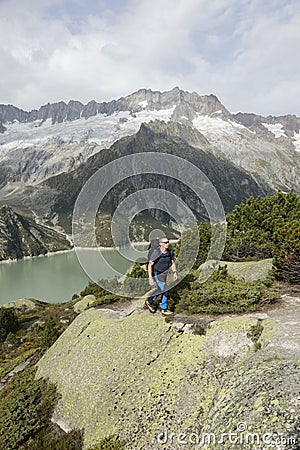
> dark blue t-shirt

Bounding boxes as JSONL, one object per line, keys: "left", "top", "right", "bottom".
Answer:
{"left": 150, "top": 249, "right": 174, "bottom": 273}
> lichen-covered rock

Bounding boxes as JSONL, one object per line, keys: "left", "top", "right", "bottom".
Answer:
{"left": 219, "top": 259, "right": 273, "bottom": 282}
{"left": 36, "top": 297, "right": 300, "bottom": 449}
{"left": 73, "top": 295, "right": 97, "bottom": 313}
{"left": 202, "top": 359, "right": 299, "bottom": 450}
{"left": 2, "top": 298, "right": 42, "bottom": 311}
{"left": 37, "top": 309, "right": 207, "bottom": 448}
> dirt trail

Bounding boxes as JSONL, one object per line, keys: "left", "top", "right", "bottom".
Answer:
{"left": 266, "top": 294, "right": 300, "bottom": 359}
{"left": 96, "top": 285, "right": 300, "bottom": 355}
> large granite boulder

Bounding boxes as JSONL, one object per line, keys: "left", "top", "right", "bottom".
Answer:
{"left": 36, "top": 296, "right": 300, "bottom": 449}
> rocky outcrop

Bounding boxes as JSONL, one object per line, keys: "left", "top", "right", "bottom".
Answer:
{"left": 0, "top": 204, "right": 71, "bottom": 260}
{"left": 73, "top": 295, "right": 97, "bottom": 314}
{"left": 0, "top": 104, "right": 28, "bottom": 132}
{"left": 220, "top": 259, "right": 273, "bottom": 282}
{"left": 36, "top": 295, "right": 300, "bottom": 449}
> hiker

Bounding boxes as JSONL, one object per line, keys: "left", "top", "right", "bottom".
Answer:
{"left": 145, "top": 236, "right": 178, "bottom": 316}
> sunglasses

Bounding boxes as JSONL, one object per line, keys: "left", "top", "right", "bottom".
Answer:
{"left": 161, "top": 240, "right": 169, "bottom": 244}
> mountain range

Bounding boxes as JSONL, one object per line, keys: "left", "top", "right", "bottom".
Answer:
{"left": 0, "top": 87, "right": 299, "bottom": 250}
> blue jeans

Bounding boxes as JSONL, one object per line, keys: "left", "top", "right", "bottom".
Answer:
{"left": 149, "top": 271, "right": 168, "bottom": 310}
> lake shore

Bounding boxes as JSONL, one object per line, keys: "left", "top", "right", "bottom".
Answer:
{"left": 0, "top": 240, "right": 179, "bottom": 264}
{"left": 0, "top": 248, "right": 75, "bottom": 265}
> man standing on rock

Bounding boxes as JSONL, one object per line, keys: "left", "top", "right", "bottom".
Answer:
{"left": 145, "top": 236, "right": 178, "bottom": 316}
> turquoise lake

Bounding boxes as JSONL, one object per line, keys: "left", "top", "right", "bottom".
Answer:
{"left": 0, "top": 246, "right": 148, "bottom": 306}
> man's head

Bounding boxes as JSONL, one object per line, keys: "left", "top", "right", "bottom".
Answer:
{"left": 159, "top": 236, "right": 169, "bottom": 248}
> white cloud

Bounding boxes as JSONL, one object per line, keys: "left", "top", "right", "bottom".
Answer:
{"left": 0, "top": 0, "right": 299, "bottom": 116}
{"left": 218, "top": 1, "right": 300, "bottom": 114}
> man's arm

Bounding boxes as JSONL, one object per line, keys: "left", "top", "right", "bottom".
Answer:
{"left": 171, "top": 260, "right": 178, "bottom": 281}
{"left": 148, "top": 260, "right": 155, "bottom": 285}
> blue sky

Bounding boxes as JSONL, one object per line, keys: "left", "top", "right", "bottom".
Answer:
{"left": 0, "top": 0, "right": 299, "bottom": 116}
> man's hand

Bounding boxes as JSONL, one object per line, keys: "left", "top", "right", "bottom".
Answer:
{"left": 173, "top": 271, "right": 178, "bottom": 281}
{"left": 149, "top": 276, "right": 155, "bottom": 286}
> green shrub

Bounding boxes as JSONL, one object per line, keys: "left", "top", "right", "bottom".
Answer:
{"left": 247, "top": 320, "right": 264, "bottom": 352}
{"left": 175, "top": 266, "right": 278, "bottom": 315}
{"left": 0, "top": 308, "right": 19, "bottom": 342}
{"left": 0, "top": 366, "right": 58, "bottom": 449}
{"left": 79, "top": 279, "right": 123, "bottom": 301}
{"left": 175, "top": 223, "right": 211, "bottom": 271}
{"left": 0, "top": 349, "right": 38, "bottom": 380}
{"left": 23, "top": 429, "right": 84, "bottom": 450}
{"left": 0, "top": 363, "right": 83, "bottom": 450}
{"left": 5, "top": 332, "right": 18, "bottom": 347}
{"left": 41, "top": 317, "right": 61, "bottom": 348}
{"left": 89, "top": 435, "right": 126, "bottom": 449}
{"left": 168, "top": 271, "right": 198, "bottom": 310}
{"left": 224, "top": 191, "right": 300, "bottom": 261}
{"left": 87, "top": 294, "right": 120, "bottom": 307}
{"left": 123, "top": 262, "right": 149, "bottom": 295}
{"left": 273, "top": 218, "right": 300, "bottom": 284}
{"left": 80, "top": 281, "right": 108, "bottom": 298}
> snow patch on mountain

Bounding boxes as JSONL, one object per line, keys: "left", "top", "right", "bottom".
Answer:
{"left": 192, "top": 114, "right": 249, "bottom": 141}
{"left": 262, "top": 123, "right": 287, "bottom": 138}
{"left": 0, "top": 106, "right": 176, "bottom": 155}
{"left": 292, "top": 132, "right": 300, "bottom": 152}
{"left": 138, "top": 100, "right": 148, "bottom": 108}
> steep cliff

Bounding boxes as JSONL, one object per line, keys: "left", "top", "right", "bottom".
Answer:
{"left": 0, "top": 204, "right": 71, "bottom": 260}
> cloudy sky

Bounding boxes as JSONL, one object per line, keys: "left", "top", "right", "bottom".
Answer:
{"left": 0, "top": 0, "right": 299, "bottom": 116}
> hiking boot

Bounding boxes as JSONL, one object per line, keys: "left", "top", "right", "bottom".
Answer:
{"left": 145, "top": 300, "right": 156, "bottom": 313}
{"left": 160, "top": 309, "right": 174, "bottom": 316}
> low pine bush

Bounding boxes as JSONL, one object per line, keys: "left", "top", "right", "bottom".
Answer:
{"left": 175, "top": 266, "right": 278, "bottom": 315}
{"left": 89, "top": 435, "right": 126, "bottom": 449}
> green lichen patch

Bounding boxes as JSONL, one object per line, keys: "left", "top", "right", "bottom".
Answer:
{"left": 201, "top": 359, "right": 300, "bottom": 449}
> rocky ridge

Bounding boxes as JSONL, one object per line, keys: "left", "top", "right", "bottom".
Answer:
{"left": 0, "top": 88, "right": 229, "bottom": 128}
{"left": 0, "top": 87, "right": 299, "bottom": 193}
